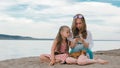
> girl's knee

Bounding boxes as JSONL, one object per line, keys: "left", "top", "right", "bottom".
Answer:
{"left": 77, "top": 60, "right": 87, "bottom": 65}
{"left": 77, "top": 61, "right": 86, "bottom": 65}
{"left": 66, "top": 57, "right": 77, "bottom": 64}
{"left": 40, "top": 54, "right": 43, "bottom": 57}
{"left": 66, "top": 57, "right": 71, "bottom": 63}
{"left": 40, "top": 54, "right": 46, "bottom": 59}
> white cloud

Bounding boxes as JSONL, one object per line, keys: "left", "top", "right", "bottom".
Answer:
{"left": 0, "top": 13, "right": 59, "bottom": 38}
{"left": 15, "top": 0, "right": 69, "bottom": 7}
{"left": 0, "top": 1, "right": 120, "bottom": 40}
{"left": 0, "top": 0, "right": 16, "bottom": 10}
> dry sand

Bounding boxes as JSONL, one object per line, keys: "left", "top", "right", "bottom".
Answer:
{"left": 0, "top": 49, "right": 120, "bottom": 68}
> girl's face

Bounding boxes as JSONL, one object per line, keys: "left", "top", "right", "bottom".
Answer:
{"left": 61, "top": 28, "right": 70, "bottom": 38}
{"left": 75, "top": 18, "right": 83, "bottom": 30}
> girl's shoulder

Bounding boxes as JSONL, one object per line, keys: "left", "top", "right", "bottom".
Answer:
{"left": 53, "top": 39, "right": 58, "bottom": 44}
{"left": 87, "top": 30, "right": 92, "bottom": 35}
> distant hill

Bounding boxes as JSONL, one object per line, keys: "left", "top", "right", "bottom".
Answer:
{"left": 1, "top": 34, "right": 119, "bottom": 41}
{"left": 0, "top": 34, "right": 53, "bottom": 40}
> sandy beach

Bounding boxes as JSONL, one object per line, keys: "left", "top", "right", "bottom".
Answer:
{"left": 0, "top": 49, "right": 120, "bottom": 68}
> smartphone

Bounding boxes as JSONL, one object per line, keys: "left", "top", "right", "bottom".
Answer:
{"left": 74, "top": 36, "right": 80, "bottom": 38}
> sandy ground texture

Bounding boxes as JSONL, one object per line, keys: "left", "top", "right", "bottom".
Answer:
{"left": 0, "top": 49, "right": 120, "bottom": 68}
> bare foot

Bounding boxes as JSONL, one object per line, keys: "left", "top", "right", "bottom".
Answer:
{"left": 96, "top": 59, "right": 108, "bottom": 64}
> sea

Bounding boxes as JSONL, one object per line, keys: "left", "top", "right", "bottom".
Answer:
{"left": 0, "top": 40, "right": 120, "bottom": 61}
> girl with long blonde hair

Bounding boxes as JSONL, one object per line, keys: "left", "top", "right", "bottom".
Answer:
{"left": 40, "top": 25, "right": 70, "bottom": 65}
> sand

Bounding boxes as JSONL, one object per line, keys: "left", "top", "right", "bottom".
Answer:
{"left": 0, "top": 49, "right": 120, "bottom": 68}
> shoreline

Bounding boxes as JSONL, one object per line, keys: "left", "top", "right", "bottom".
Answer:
{"left": 0, "top": 48, "right": 119, "bottom": 61}
{"left": 0, "top": 49, "right": 120, "bottom": 68}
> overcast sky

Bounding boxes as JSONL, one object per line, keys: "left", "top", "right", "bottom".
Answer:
{"left": 0, "top": 0, "right": 120, "bottom": 40}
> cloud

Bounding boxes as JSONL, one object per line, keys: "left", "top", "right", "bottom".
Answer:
{"left": 0, "top": 0, "right": 120, "bottom": 40}
{"left": 0, "top": 13, "right": 58, "bottom": 38}
{"left": 0, "top": 0, "right": 16, "bottom": 10}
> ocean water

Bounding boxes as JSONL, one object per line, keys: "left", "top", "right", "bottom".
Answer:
{"left": 0, "top": 40, "right": 120, "bottom": 61}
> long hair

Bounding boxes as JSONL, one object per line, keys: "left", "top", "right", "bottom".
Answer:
{"left": 72, "top": 14, "right": 87, "bottom": 39}
{"left": 55, "top": 25, "right": 69, "bottom": 53}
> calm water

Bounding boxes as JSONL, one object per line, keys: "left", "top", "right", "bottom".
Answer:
{"left": 0, "top": 40, "right": 120, "bottom": 61}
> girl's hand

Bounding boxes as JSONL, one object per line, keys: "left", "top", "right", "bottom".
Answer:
{"left": 74, "top": 38, "right": 79, "bottom": 42}
{"left": 79, "top": 34, "right": 84, "bottom": 43}
{"left": 79, "top": 34, "right": 89, "bottom": 48}
{"left": 80, "top": 37, "right": 85, "bottom": 43}
{"left": 49, "top": 59, "right": 55, "bottom": 66}
{"left": 74, "top": 38, "right": 82, "bottom": 43}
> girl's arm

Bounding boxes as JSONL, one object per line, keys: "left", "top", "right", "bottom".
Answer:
{"left": 68, "top": 31, "right": 77, "bottom": 48}
{"left": 81, "top": 38, "right": 89, "bottom": 48}
{"left": 50, "top": 39, "right": 57, "bottom": 65}
{"left": 79, "top": 31, "right": 93, "bottom": 48}
{"left": 76, "top": 35, "right": 89, "bottom": 48}
{"left": 86, "top": 31, "right": 94, "bottom": 49}
{"left": 69, "top": 38, "right": 78, "bottom": 48}
{"left": 69, "top": 37, "right": 89, "bottom": 48}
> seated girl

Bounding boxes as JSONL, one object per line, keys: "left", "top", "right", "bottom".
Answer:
{"left": 40, "top": 25, "right": 70, "bottom": 66}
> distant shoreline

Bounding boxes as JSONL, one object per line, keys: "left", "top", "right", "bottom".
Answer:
{"left": 1, "top": 34, "right": 120, "bottom": 41}
{"left": 0, "top": 39, "right": 120, "bottom": 41}
{"left": 0, "top": 34, "right": 120, "bottom": 41}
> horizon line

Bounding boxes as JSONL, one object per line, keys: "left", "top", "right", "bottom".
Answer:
{"left": 0, "top": 39, "right": 120, "bottom": 41}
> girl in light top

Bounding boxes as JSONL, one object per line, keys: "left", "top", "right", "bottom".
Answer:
{"left": 66, "top": 14, "right": 108, "bottom": 65}
{"left": 68, "top": 14, "right": 94, "bottom": 59}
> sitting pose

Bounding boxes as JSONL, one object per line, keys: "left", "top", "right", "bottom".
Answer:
{"left": 40, "top": 25, "right": 70, "bottom": 65}
{"left": 66, "top": 14, "right": 108, "bottom": 65}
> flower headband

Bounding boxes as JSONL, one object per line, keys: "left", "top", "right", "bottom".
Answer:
{"left": 73, "top": 14, "right": 83, "bottom": 19}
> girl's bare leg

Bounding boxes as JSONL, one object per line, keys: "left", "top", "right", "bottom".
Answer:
{"left": 40, "top": 54, "right": 51, "bottom": 62}
{"left": 77, "top": 55, "right": 108, "bottom": 65}
{"left": 66, "top": 57, "right": 77, "bottom": 64}
{"left": 96, "top": 58, "right": 108, "bottom": 64}
{"left": 77, "top": 54, "right": 97, "bottom": 65}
